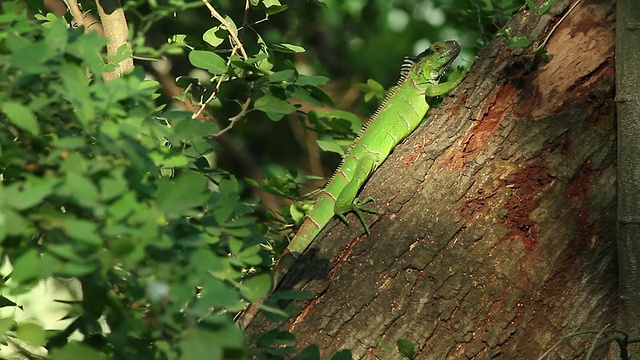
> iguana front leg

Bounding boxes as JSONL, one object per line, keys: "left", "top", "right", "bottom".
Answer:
{"left": 334, "top": 155, "right": 380, "bottom": 234}
{"left": 425, "top": 62, "right": 473, "bottom": 97}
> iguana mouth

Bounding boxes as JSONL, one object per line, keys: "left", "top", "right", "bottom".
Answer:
{"left": 442, "top": 41, "right": 461, "bottom": 66}
{"left": 437, "top": 42, "right": 461, "bottom": 79}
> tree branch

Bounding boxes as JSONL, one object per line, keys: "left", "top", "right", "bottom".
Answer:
{"left": 616, "top": 0, "right": 640, "bottom": 353}
{"left": 95, "top": 0, "right": 134, "bottom": 81}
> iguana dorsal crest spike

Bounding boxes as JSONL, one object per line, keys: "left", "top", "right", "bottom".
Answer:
{"left": 399, "top": 58, "right": 415, "bottom": 83}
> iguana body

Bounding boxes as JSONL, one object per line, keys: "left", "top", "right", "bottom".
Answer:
{"left": 239, "top": 40, "right": 467, "bottom": 328}
{"left": 272, "top": 40, "right": 465, "bottom": 286}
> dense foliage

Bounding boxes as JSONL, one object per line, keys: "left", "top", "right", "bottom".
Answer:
{"left": 0, "top": 0, "right": 537, "bottom": 358}
{"left": 0, "top": 5, "right": 272, "bottom": 359}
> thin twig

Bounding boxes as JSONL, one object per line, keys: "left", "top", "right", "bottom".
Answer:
{"left": 200, "top": 0, "right": 248, "bottom": 59}
{"left": 63, "top": 0, "right": 87, "bottom": 29}
{"left": 214, "top": 98, "right": 252, "bottom": 137}
{"left": 192, "top": 1, "right": 252, "bottom": 126}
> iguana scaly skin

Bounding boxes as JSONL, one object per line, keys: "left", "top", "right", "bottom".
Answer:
{"left": 239, "top": 40, "right": 467, "bottom": 328}
{"left": 273, "top": 40, "right": 465, "bottom": 284}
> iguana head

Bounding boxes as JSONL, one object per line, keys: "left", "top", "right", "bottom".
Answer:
{"left": 404, "top": 40, "right": 461, "bottom": 91}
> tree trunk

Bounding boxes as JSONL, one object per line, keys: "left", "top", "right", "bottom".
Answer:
{"left": 247, "top": 1, "right": 618, "bottom": 358}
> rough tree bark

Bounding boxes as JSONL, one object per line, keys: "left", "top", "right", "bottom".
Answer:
{"left": 615, "top": 0, "right": 640, "bottom": 354}
{"left": 247, "top": 0, "right": 618, "bottom": 358}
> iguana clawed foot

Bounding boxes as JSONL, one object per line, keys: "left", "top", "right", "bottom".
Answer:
{"left": 335, "top": 197, "right": 379, "bottom": 235}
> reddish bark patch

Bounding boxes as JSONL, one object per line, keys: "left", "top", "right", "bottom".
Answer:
{"left": 517, "top": 265, "right": 532, "bottom": 293}
{"left": 501, "top": 164, "right": 553, "bottom": 250}
{"left": 460, "top": 191, "right": 493, "bottom": 218}
{"left": 565, "top": 160, "right": 592, "bottom": 204}
{"left": 564, "top": 159, "right": 603, "bottom": 253}
{"left": 452, "top": 84, "right": 520, "bottom": 169}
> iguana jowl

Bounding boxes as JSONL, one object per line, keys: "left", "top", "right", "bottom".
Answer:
{"left": 240, "top": 40, "right": 467, "bottom": 327}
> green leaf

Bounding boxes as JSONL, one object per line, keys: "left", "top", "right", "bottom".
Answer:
{"left": 171, "top": 115, "right": 219, "bottom": 142}
{"left": 149, "top": 146, "right": 189, "bottom": 167}
{"left": 52, "top": 136, "right": 86, "bottom": 149}
{"left": 240, "top": 273, "right": 272, "bottom": 301}
{"left": 254, "top": 94, "right": 297, "bottom": 119}
{"left": 1, "top": 101, "right": 40, "bottom": 135}
{"left": 358, "top": 78, "right": 386, "bottom": 102}
{"left": 326, "top": 109, "right": 363, "bottom": 133}
{"left": 265, "top": 5, "right": 289, "bottom": 15}
{"left": 10, "top": 40, "right": 51, "bottom": 74}
{"left": 0, "top": 2, "right": 26, "bottom": 22}
{"left": 99, "top": 170, "right": 128, "bottom": 201}
{"left": 49, "top": 341, "right": 109, "bottom": 360}
{"left": 291, "top": 86, "right": 333, "bottom": 107}
{"left": 60, "top": 63, "right": 94, "bottom": 126}
{"left": 5, "top": 177, "right": 59, "bottom": 210}
{"left": 397, "top": 338, "right": 416, "bottom": 359}
{"left": 16, "top": 322, "right": 46, "bottom": 346}
{"left": 377, "top": 337, "right": 393, "bottom": 351}
{"left": 296, "top": 75, "right": 329, "bottom": 86}
{"left": 316, "top": 139, "right": 345, "bottom": 156}
{"left": 524, "top": 0, "right": 536, "bottom": 11}
{"left": 537, "top": 0, "right": 555, "bottom": 15}
{"left": 155, "top": 171, "right": 209, "bottom": 215}
{"left": 60, "top": 218, "right": 103, "bottom": 246}
{"left": 11, "top": 250, "right": 59, "bottom": 283}
{"left": 58, "top": 260, "right": 97, "bottom": 277}
{"left": 189, "top": 50, "right": 228, "bottom": 74}
{"left": 194, "top": 276, "right": 242, "bottom": 310}
{"left": 2, "top": 209, "right": 29, "bottom": 237}
{"left": 62, "top": 172, "right": 100, "bottom": 209}
{"left": 0, "top": 318, "right": 16, "bottom": 337}
{"left": 267, "top": 69, "right": 296, "bottom": 83}
{"left": 289, "top": 203, "right": 308, "bottom": 225}
{"left": 272, "top": 43, "right": 305, "bottom": 53}
{"left": 65, "top": 31, "right": 107, "bottom": 76}
{"left": 508, "top": 35, "right": 532, "bottom": 49}
{"left": 203, "top": 26, "right": 225, "bottom": 48}
{"left": 0, "top": 296, "right": 18, "bottom": 309}
{"left": 330, "top": 350, "right": 353, "bottom": 360}
{"left": 292, "top": 345, "right": 320, "bottom": 360}
{"left": 180, "top": 329, "right": 223, "bottom": 360}
{"left": 107, "top": 192, "right": 138, "bottom": 221}
{"left": 236, "top": 244, "right": 263, "bottom": 265}
{"left": 43, "top": 18, "right": 68, "bottom": 56}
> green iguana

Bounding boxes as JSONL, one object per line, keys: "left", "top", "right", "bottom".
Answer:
{"left": 239, "top": 40, "right": 468, "bottom": 328}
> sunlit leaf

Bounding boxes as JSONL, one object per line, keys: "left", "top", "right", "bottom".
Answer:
{"left": 508, "top": 35, "right": 532, "bottom": 49}
{"left": 16, "top": 322, "right": 46, "bottom": 346}
{"left": 155, "top": 171, "right": 209, "bottom": 215}
{"left": 240, "top": 273, "right": 272, "bottom": 301}
{"left": 316, "top": 139, "right": 345, "bottom": 156}
{"left": 292, "top": 345, "right": 320, "bottom": 360}
{"left": 189, "top": 50, "right": 228, "bottom": 74}
{"left": 180, "top": 329, "right": 223, "bottom": 360}
{"left": 272, "top": 43, "right": 305, "bottom": 53}
{"left": 254, "top": 93, "right": 297, "bottom": 119}
{"left": 397, "top": 338, "right": 416, "bottom": 359}
{"left": 49, "top": 341, "right": 109, "bottom": 360}
{"left": 5, "top": 177, "right": 59, "bottom": 210}
{"left": 203, "top": 26, "right": 225, "bottom": 48}
{"left": 1, "top": 101, "right": 40, "bottom": 135}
